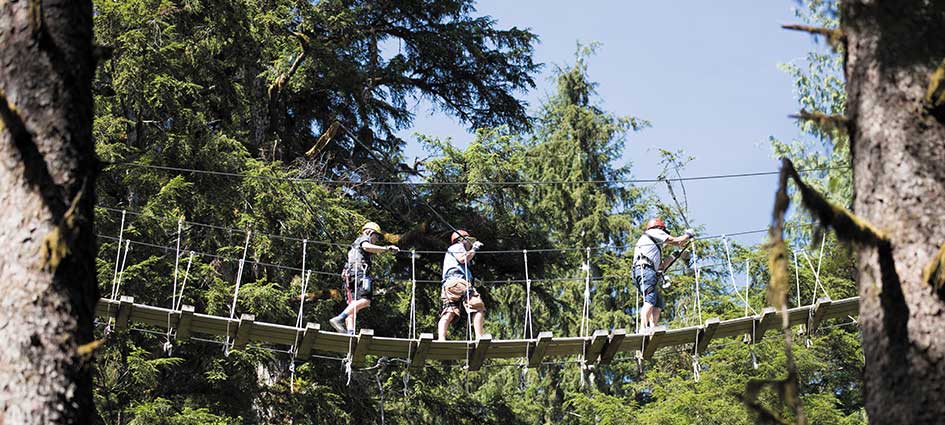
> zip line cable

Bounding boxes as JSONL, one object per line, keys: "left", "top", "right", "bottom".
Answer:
{"left": 109, "top": 161, "right": 847, "bottom": 187}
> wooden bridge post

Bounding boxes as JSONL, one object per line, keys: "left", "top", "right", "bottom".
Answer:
{"left": 176, "top": 305, "right": 194, "bottom": 341}
{"left": 116, "top": 296, "right": 134, "bottom": 330}
{"left": 599, "top": 329, "right": 627, "bottom": 365}
{"left": 585, "top": 330, "right": 609, "bottom": 365}
{"left": 528, "top": 332, "right": 553, "bottom": 368}
{"left": 753, "top": 307, "right": 779, "bottom": 342}
{"left": 410, "top": 333, "right": 434, "bottom": 369}
{"left": 697, "top": 318, "right": 720, "bottom": 355}
{"left": 351, "top": 329, "right": 374, "bottom": 367}
{"left": 809, "top": 297, "right": 833, "bottom": 334}
{"left": 642, "top": 326, "right": 667, "bottom": 360}
{"left": 468, "top": 334, "right": 492, "bottom": 371}
{"left": 296, "top": 322, "right": 320, "bottom": 360}
{"left": 234, "top": 314, "right": 255, "bottom": 349}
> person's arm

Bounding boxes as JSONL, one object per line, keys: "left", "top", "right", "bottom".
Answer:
{"left": 452, "top": 242, "right": 483, "bottom": 263}
{"left": 362, "top": 241, "right": 400, "bottom": 254}
{"left": 665, "top": 228, "right": 695, "bottom": 247}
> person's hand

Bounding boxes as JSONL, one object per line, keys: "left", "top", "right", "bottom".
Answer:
{"left": 387, "top": 245, "right": 400, "bottom": 253}
{"left": 472, "top": 241, "right": 484, "bottom": 251}
{"left": 684, "top": 228, "right": 696, "bottom": 238}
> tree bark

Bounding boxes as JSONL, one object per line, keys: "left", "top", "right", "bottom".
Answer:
{"left": 841, "top": 1, "right": 945, "bottom": 423}
{"left": 0, "top": 0, "right": 98, "bottom": 423}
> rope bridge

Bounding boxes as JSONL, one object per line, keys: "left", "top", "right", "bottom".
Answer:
{"left": 97, "top": 295, "right": 858, "bottom": 371}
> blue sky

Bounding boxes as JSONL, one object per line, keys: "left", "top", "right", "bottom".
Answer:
{"left": 397, "top": 1, "right": 821, "bottom": 246}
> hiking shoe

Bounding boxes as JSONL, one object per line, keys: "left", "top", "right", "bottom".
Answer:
{"left": 329, "top": 316, "right": 347, "bottom": 333}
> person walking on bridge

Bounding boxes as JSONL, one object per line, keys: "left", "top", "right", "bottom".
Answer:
{"left": 632, "top": 218, "right": 694, "bottom": 331}
{"left": 438, "top": 230, "right": 486, "bottom": 341}
{"left": 329, "top": 222, "right": 400, "bottom": 334}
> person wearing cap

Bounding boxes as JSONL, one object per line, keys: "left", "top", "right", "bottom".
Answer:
{"left": 632, "top": 218, "right": 695, "bottom": 331}
{"left": 437, "top": 229, "right": 486, "bottom": 341}
{"left": 329, "top": 222, "right": 400, "bottom": 334}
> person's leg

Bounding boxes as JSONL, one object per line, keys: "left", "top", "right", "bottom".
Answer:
{"left": 344, "top": 298, "right": 371, "bottom": 330}
{"left": 471, "top": 311, "right": 485, "bottom": 338}
{"left": 641, "top": 267, "right": 661, "bottom": 330}
{"left": 640, "top": 303, "right": 652, "bottom": 331}
{"left": 438, "top": 311, "right": 457, "bottom": 341}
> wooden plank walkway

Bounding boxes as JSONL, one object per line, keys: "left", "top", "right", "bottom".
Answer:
{"left": 97, "top": 295, "right": 859, "bottom": 367}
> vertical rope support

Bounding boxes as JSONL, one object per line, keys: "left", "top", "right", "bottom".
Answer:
{"left": 409, "top": 249, "right": 417, "bottom": 341}
{"left": 112, "top": 239, "right": 132, "bottom": 301}
{"left": 110, "top": 210, "right": 127, "bottom": 301}
{"left": 404, "top": 249, "right": 417, "bottom": 393}
{"left": 579, "top": 248, "right": 591, "bottom": 388}
{"left": 225, "top": 231, "right": 252, "bottom": 352}
{"left": 694, "top": 265, "right": 702, "bottom": 323}
{"left": 722, "top": 236, "right": 756, "bottom": 315}
{"left": 580, "top": 248, "right": 591, "bottom": 340}
{"left": 744, "top": 259, "right": 751, "bottom": 316}
{"left": 522, "top": 250, "right": 533, "bottom": 341}
{"left": 634, "top": 274, "right": 641, "bottom": 334}
{"left": 293, "top": 240, "right": 309, "bottom": 348}
{"left": 793, "top": 251, "right": 801, "bottom": 307}
{"left": 803, "top": 251, "right": 832, "bottom": 303}
{"left": 172, "top": 217, "right": 183, "bottom": 310}
{"left": 175, "top": 251, "right": 195, "bottom": 311}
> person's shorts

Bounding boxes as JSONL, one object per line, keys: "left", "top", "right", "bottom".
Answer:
{"left": 440, "top": 278, "right": 485, "bottom": 316}
{"left": 344, "top": 274, "right": 372, "bottom": 303}
{"left": 633, "top": 265, "right": 664, "bottom": 309}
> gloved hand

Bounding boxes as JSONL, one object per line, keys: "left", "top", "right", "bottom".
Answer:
{"left": 684, "top": 228, "right": 696, "bottom": 238}
{"left": 387, "top": 245, "right": 400, "bottom": 253}
{"left": 472, "top": 241, "right": 484, "bottom": 251}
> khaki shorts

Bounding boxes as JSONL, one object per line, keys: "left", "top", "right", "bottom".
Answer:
{"left": 440, "top": 278, "right": 486, "bottom": 316}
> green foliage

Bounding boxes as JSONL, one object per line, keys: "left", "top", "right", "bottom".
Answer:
{"left": 89, "top": 1, "right": 863, "bottom": 423}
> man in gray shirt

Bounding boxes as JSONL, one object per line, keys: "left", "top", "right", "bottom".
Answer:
{"left": 438, "top": 229, "right": 485, "bottom": 341}
{"left": 329, "top": 222, "right": 400, "bottom": 334}
{"left": 632, "top": 218, "right": 694, "bottom": 331}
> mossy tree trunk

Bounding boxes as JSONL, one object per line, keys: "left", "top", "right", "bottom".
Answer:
{"left": 841, "top": 1, "right": 945, "bottom": 423}
{"left": 0, "top": 0, "right": 98, "bottom": 423}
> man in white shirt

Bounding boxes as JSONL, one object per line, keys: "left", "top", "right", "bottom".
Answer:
{"left": 632, "top": 218, "right": 694, "bottom": 331}
{"left": 438, "top": 229, "right": 486, "bottom": 341}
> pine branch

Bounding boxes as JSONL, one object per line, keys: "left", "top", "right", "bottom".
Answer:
{"left": 923, "top": 242, "right": 945, "bottom": 300}
{"left": 782, "top": 24, "right": 846, "bottom": 49}
{"left": 924, "top": 58, "right": 945, "bottom": 120}
{"left": 788, "top": 110, "right": 849, "bottom": 135}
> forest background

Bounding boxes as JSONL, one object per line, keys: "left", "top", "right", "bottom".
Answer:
{"left": 91, "top": 0, "right": 861, "bottom": 423}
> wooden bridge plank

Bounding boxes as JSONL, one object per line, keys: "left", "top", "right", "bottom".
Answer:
{"left": 296, "top": 322, "right": 319, "bottom": 359}
{"left": 410, "top": 333, "right": 434, "bottom": 369}
{"left": 697, "top": 318, "right": 720, "bottom": 355}
{"left": 584, "top": 330, "right": 609, "bottom": 364}
{"left": 753, "top": 307, "right": 779, "bottom": 342}
{"left": 90, "top": 297, "right": 862, "bottom": 367}
{"left": 642, "top": 326, "right": 667, "bottom": 360}
{"left": 116, "top": 296, "right": 134, "bottom": 330}
{"left": 234, "top": 314, "right": 255, "bottom": 349}
{"left": 527, "top": 332, "right": 553, "bottom": 367}
{"left": 809, "top": 297, "right": 832, "bottom": 333}
{"left": 351, "top": 329, "right": 374, "bottom": 367}
{"left": 468, "top": 334, "right": 492, "bottom": 371}
{"left": 599, "top": 329, "right": 626, "bottom": 365}
{"left": 176, "top": 305, "right": 194, "bottom": 341}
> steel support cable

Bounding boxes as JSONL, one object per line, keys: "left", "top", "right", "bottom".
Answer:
{"left": 110, "top": 161, "right": 849, "bottom": 187}
{"left": 97, "top": 232, "right": 782, "bottom": 287}
{"left": 97, "top": 205, "right": 808, "bottom": 255}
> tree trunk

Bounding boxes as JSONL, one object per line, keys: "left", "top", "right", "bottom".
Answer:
{"left": 0, "top": 1, "right": 98, "bottom": 423}
{"left": 841, "top": 2, "right": 945, "bottom": 423}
